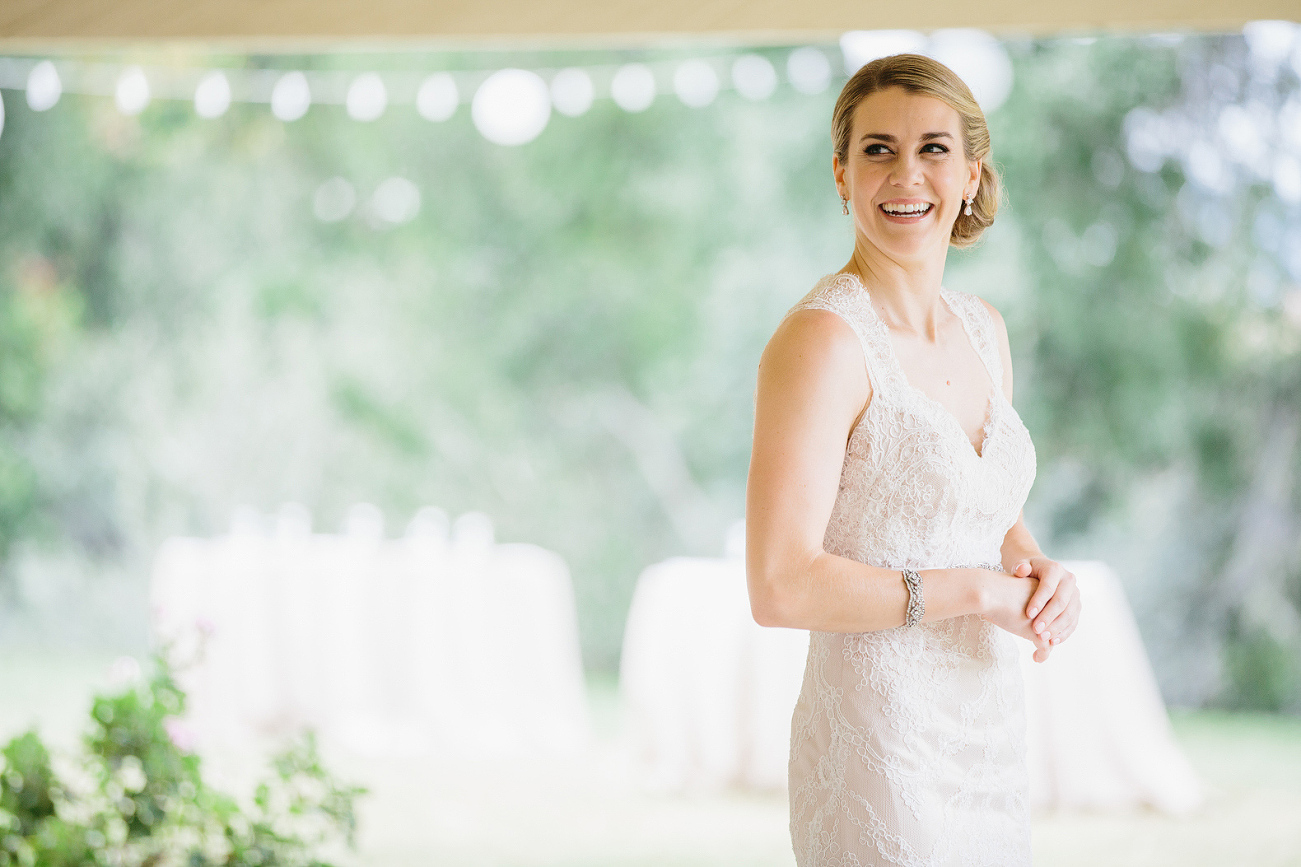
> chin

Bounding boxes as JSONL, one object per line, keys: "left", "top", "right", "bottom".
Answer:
{"left": 869, "top": 231, "right": 946, "bottom": 262}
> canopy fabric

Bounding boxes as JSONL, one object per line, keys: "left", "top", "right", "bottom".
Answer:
{"left": 0, "top": 0, "right": 1294, "bottom": 45}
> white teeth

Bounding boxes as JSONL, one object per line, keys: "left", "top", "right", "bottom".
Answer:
{"left": 881, "top": 202, "right": 932, "bottom": 215}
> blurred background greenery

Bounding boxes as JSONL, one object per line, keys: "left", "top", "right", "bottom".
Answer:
{"left": 0, "top": 30, "right": 1298, "bottom": 716}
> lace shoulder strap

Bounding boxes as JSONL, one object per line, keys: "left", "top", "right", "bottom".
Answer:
{"left": 941, "top": 288, "right": 1005, "bottom": 388}
{"left": 786, "top": 273, "right": 900, "bottom": 396}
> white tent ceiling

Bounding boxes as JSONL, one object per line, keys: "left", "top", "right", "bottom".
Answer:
{"left": 0, "top": 0, "right": 1296, "bottom": 46}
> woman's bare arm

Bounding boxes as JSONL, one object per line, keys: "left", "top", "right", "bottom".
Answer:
{"left": 746, "top": 307, "right": 1043, "bottom": 638}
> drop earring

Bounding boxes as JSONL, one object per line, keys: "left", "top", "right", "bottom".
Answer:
{"left": 842, "top": 196, "right": 850, "bottom": 216}
{"left": 963, "top": 195, "right": 973, "bottom": 217}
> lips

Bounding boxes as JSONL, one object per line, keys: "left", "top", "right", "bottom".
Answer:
{"left": 879, "top": 201, "right": 934, "bottom": 219}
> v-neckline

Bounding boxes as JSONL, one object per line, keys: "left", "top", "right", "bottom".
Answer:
{"left": 844, "top": 275, "right": 999, "bottom": 459}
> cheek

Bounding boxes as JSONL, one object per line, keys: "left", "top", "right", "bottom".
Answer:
{"left": 936, "top": 163, "right": 965, "bottom": 186}
{"left": 937, "top": 173, "right": 968, "bottom": 201}
{"left": 852, "top": 165, "right": 889, "bottom": 189}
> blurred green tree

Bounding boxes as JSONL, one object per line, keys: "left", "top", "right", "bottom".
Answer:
{"left": 0, "top": 35, "right": 1297, "bottom": 711}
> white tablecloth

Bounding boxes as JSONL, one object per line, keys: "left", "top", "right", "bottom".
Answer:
{"left": 620, "top": 555, "right": 807, "bottom": 791}
{"left": 151, "top": 509, "right": 590, "bottom": 758}
{"left": 1019, "top": 561, "right": 1204, "bottom": 813}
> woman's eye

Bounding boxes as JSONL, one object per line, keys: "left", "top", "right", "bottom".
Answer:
{"left": 922, "top": 143, "right": 949, "bottom": 154}
{"left": 865, "top": 144, "right": 891, "bottom": 155}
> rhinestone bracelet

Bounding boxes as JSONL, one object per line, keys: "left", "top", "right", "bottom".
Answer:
{"left": 901, "top": 569, "right": 925, "bottom": 627}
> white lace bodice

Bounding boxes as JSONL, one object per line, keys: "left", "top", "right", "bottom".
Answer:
{"left": 786, "top": 273, "right": 1038, "bottom": 867}
{"left": 791, "top": 272, "right": 1036, "bottom": 572}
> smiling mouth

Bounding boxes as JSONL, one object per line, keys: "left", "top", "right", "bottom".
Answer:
{"left": 879, "top": 203, "right": 934, "bottom": 219}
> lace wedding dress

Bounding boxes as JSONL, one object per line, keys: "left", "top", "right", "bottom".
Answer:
{"left": 786, "top": 273, "right": 1038, "bottom": 867}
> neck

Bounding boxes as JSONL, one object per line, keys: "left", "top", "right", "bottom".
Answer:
{"left": 841, "top": 238, "right": 949, "bottom": 341}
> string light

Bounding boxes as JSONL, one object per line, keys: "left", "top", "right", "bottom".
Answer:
{"left": 0, "top": 32, "right": 1022, "bottom": 148}
{"left": 26, "top": 60, "right": 61, "bottom": 111}
{"left": 550, "top": 67, "right": 593, "bottom": 117}
{"left": 839, "top": 30, "right": 926, "bottom": 72}
{"left": 115, "top": 65, "right": 150, "bottom": 115}
{"left": 346, "top": 72, "right": 387, "bottom": 121}
{"left": 472, "top": 68, "right": 550, "bottom": 146}
{"left": 271, "top": 71, "right": 310, "bottom": 121}
{"left": 610, "top": 63, "right": 656, "bottom": 112}
{"left": 731, "top": 54, "right": 777, "bottom": 101}
{"left": 786, "top": 48, "right": 831, "bottom": 95}
{"left": 193, "top": 70, "right": 231, "bottom": 118}
{"left": 673, "top": 59, "right": 719, "bottom": 108}
{"left": 313, "top": 177, "right": 356, "bottom": 222}
{"left": 416, "top": 72, "right": 458, "bottom": 121}
{"left": 368, "top": 176, "right": 421, "bottom": 224}
{"left": 927, "top": 29, "right": 1013, "bottom": 112}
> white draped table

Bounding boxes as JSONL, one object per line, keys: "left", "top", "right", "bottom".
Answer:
{"left": 1018, "top": 560, "right": 1204, "bottom": 813}
{"left": 150, "top": 506, "right": 590, "bottom": 758}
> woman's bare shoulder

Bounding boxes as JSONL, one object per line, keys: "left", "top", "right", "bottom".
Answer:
{"left": 973, "top": 295, "right": 1008, "bottom": 330}
{"left": 758, "top": 306, "right": 870, "bottom": 413}
{"left": 764, "top": 306, "right": 862, "bottom": 366}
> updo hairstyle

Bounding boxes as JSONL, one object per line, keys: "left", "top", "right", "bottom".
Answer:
{"left": 832, "top": 53, "right": 1000, "bottom": 248}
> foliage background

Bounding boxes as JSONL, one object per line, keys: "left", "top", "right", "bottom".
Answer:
{"left": 0, "top": 33, "right": 1298, "bottom": 711}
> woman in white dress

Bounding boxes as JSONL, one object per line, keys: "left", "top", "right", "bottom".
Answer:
{"left": 745, "top": 55, "right": 1082, "bottom": 866}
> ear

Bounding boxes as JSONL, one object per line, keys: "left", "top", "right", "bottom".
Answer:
{"left": 966, "top": 158, "right": 982, "bottom": 201}
{"left": 833, "top": 154, "right": 847, "bottom": 198}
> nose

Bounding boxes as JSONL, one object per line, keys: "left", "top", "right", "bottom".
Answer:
{"left": 888, "top": 150, "right": 924, "bottom": 187}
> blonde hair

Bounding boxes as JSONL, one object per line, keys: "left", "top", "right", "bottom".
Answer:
{"left": 832, "top": 53, "right": 1000, "bottom": 248}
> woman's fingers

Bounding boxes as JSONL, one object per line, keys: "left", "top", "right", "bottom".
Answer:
{"left": 1014, "top": 560, "right": 1056, "bottom": 659}
{"left": 1017, "top": 558, "right": 1082, "bottom": 657}
{"left": 1029, "top": 620, "right": 1053, "bottom": 662}
{"left": 1025, "top": 562, "right": 1062, "bottom": 621}
{"left": 1045, "top": 593, "right": 1082, "bottom": 645}
{"left": 1032, "top": 569, "right": 1075, "bottom": 637}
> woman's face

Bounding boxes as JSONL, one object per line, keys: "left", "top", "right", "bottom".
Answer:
{"left": 834, "top": 86, "right": 980, "bottom": 263}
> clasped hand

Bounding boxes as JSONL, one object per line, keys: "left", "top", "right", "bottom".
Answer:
{"left": 982, "top": 557, "right": 1081, "bottom": 663}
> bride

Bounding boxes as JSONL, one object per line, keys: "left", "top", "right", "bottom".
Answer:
{"left": 745, "top": 54, "right": 1082, "bottom": 866}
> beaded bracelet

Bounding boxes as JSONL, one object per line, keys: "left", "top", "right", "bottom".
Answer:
{"left": 901, "top": 569, "right": 925, "bottom": 627}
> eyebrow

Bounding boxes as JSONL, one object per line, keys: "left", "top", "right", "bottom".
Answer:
{"left": 858, "top": 132, "right": 954, "bottom": 143}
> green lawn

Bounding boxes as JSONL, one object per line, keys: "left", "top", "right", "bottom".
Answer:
{"left": 1031, "top": 709, "right": 1301, "bottom": 867}
{"left": 3, "top": 653, "right": 1300, "bottom": 866}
